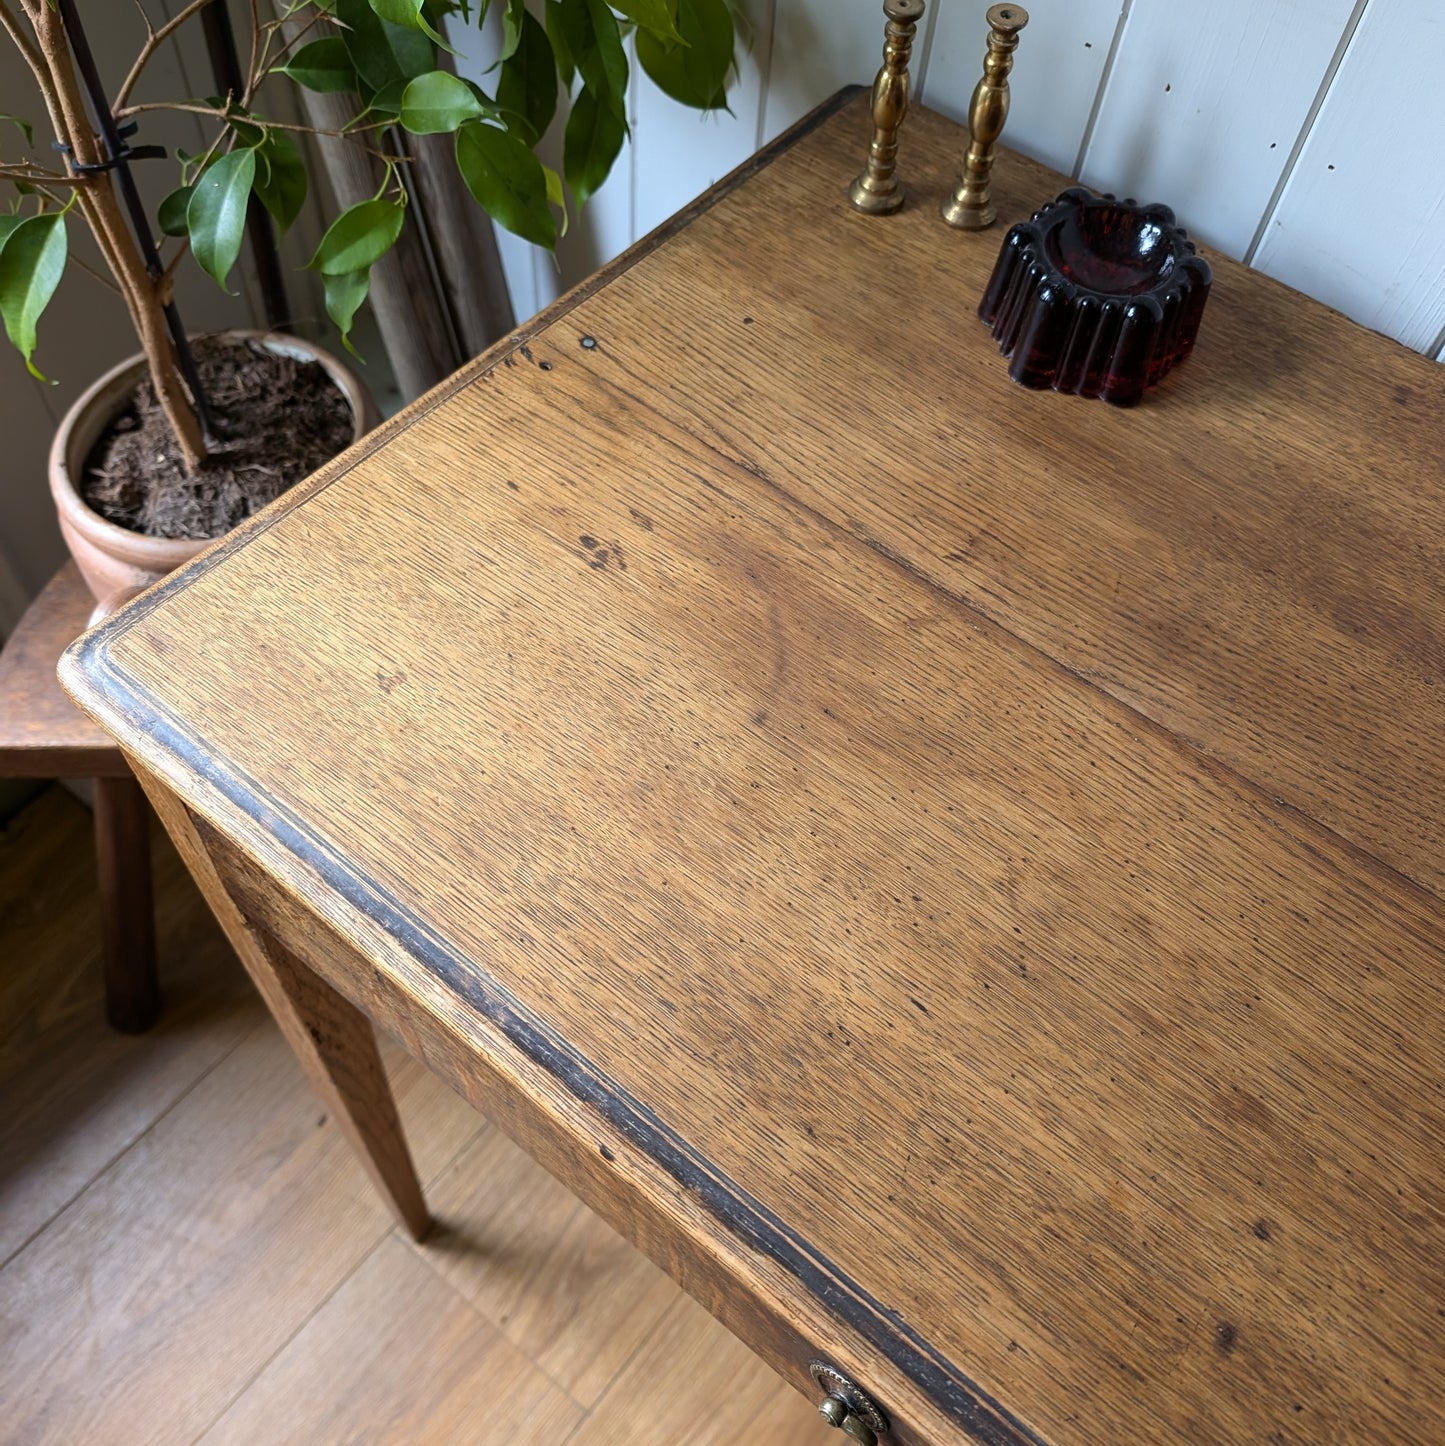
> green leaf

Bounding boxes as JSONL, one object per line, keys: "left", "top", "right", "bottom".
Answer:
{"left": 0, "top": 215, "right": 24, "bottom": 248}
{"left": 362, "top": 77, "right": 409, "bottom": 120}
{"left": 186, "top": 147, "right": 256, "bottom": 289}
{"left": 307, "top": 196, "right": 406, "bottom": 274}
{"left": 1, "top": 113, "right": 34, "bottom": 147}
{"left": 560, "top": 0, "right": 627, "bottom": 120}
{"left": 278, "top": 37, "right": 360, "bottom": 92}
{"left": 498, "top": 0, "right": 526, "bottom": 61}
{"left": 637, "top": 0, "right": 732, "bottom": 109}
{"left": 563, "top": 85, "right": 624, "bottom": 207}
{"left": 454, "top": 120, "right": 555, "bottom": 249}
{"left": 543, "top": 161, "right": 566, "bottom": 228}
{"left": 497, "top": 8, "right": 558, "bottom": 143}
{"left": 253, "top": 131, "right": 307, "bottom": 234}
{"left": 228, "top": 116, "right": 267, "bottom": 150}
{"left": 157, "top": 185, "right": 194, "bottom": 237}
{"left": 337, "top": 0, "right": 434, "bottom": 89}
{"left": 399, "top": 69, "right": 483, "bottom": 132}
{"left": 369, "top": 0, "right": 422, "bottom": 25}
{"left": 369, "top": 0, "right": 452, "bottom": 49}
{"left": 611, "top": 0, "right": 683, "bottom": 46}
{"left": 323, "top": 267, "right": 371, "bottom": 352}
{"left": 0, "top": 211, "right": 66, "bottom": 380}
{"left": 545, "top": 0, "right": 574, "bottom": 89}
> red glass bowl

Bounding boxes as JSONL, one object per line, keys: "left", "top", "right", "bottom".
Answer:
{"left": 978, "top": 187, "right": 1211, "bottom": 406}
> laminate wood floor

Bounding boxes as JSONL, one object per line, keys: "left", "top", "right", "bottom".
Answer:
{"left": 0, "top": 786, "right": 822, "bottom": 1444}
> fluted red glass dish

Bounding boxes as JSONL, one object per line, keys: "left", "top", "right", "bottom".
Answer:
{"left": 979, "top": 187, "right": 1211, "bottom": 406}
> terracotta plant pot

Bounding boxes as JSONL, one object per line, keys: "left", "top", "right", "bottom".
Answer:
{"left": 49, "top": 330, "right": 378, "bottom": 622}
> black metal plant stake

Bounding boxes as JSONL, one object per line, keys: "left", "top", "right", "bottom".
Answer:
{"left": 54, "top": 0, "right": 215, "bottom": 439}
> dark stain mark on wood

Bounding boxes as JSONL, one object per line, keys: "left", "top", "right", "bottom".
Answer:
{"left": 1394, "top": 384, "right": 1415, "bottom": 406}
{"left": 580, "top": 535, "right": 626, "bottom": 571}
{"left": 518, "top": 344, "right": 533, "bottom": 362}
{"left": 507, "top": 480, "right": 520, "bottom": 491}
{"left": 629, "top": 508, "right": 653, "bottom": 530}
{"left": 1253, "top": 1219, "right": 1272, "bottom": 1240}
{"left": 912, "top": 997, "right": 931, "bottom": 1017}
{"left": 376, "top": 670, "right": 407, "bottom": 694}
{"left": 600, "top": 1143, "right": 616, "bottom": 1161}
{"left": 742, "top": 316, "right": 754, "bottom": 324}
{"left": 1216, "top": 1322, "right": 1239, "bottom": 1355}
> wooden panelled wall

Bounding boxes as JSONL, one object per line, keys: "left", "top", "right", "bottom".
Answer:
{"left": 463, "top": 0, "right": 1445, "bottom": 361}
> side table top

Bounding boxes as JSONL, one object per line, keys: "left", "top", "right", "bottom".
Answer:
{"left": 0, "top": 562, "right": 127, "bottom": 777}
{"left": 63, "top": 92, "right": 1445, "bottom": 1445}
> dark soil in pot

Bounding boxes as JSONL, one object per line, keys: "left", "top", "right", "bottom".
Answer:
{"left": 81, "top": 336, "right": 354, "bottom": 540}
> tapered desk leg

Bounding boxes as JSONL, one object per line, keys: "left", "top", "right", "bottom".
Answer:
{"left": 132, "top": 760, "right": 433, "bottom": 1241}
{"left": 93, "top": 774, "right": 160, "bottom": 1033}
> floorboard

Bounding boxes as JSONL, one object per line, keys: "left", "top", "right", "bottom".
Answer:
{"left": 0, "top": 786, "right": 822, "bottom": 1443}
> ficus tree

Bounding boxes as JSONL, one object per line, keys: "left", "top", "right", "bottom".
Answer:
{"left": 0, "top": 0, "right": 737, "bottom": 472}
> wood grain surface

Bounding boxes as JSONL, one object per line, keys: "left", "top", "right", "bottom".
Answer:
{"left": 0, "top": 562, "right": 128, "bottom": 777}
{"left": 63, "top": 93, "right": 1445, "bottom": 1445}
{"left": 93, "top": 774, "right": 158, "bottom": 1033}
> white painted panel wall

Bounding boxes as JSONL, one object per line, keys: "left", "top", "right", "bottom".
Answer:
{"left": 1080, "top": 0, "right": 1365, "bottom": 258}
{"left": 921, "top": 0, "right": 1122, "bottom": 177}
{"left": 486, "top": 0, "right": 1443, "bottom": 372}
{"left": 632, "top": 0, "right": 775, "bottom": 239}
{"left": 759, "top": 0, "right": 884, "bottom": 142}
{"left": 1253, "top": 0, "right": 1445, "bottom": 353}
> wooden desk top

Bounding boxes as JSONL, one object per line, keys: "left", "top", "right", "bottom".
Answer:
{"left": 64, "top": 92, "right": 1445, "bottom": 1445}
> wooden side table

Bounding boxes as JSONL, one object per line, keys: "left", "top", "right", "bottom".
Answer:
{"left": 0, "top": 562, "right": 158, "bottom": 1032}
{"left": 61, "top": 92, "right": 1445, "bottom": 1444}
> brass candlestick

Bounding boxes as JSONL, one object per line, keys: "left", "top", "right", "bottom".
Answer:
{"left": 942, "top": 3, "right": 1029, "bottom": 230}
{"left": 849, "top": 0, "right": 926, "bottom": 214}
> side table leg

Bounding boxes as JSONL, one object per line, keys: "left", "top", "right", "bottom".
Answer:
{"left": 93, "top": 774, "right": 160, "bottom": 1033}
{"left": 132, "top": 761, "right": 433, "bottom": 1241}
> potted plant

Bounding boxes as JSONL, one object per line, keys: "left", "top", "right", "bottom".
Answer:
{"left": 0, "top": 0, "right": 736, "bottom": 616}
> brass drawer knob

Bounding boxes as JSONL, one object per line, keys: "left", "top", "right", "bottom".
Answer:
{"left": 811, "top": 1362, "right": 890, "bottom": 1444}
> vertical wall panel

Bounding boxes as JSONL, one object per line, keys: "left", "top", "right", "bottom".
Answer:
{"left": 631, "top": 0, "right": 774, "bottom": 240}
{"left": 921, "top": 0, "right": 1122, "bottom": 179}
{"left": 1080, "top": 0, "right": 1360, "bottom": 258}
{"left": 451, "top": 7, "right": 637, "bottom": 320}
{"left": 1253, "top": 0, "right": 1445, "bottom": 353}
{"left": 759, "top": 0, "right": 881, "bottom": 143}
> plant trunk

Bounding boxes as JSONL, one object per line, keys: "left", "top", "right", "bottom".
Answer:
{"left": 26, "top": 4, "right": 208, "bottom": 470}
{"left": 407, "top": 131, "right": 514, "bottom": 361}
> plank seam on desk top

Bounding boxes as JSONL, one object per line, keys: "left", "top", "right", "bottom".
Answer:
{"left": 70, "top": 625, "right": 1048, "bottom": 1446}
{"left": 539, "top": 340, "right": 1445, "bottom": 930}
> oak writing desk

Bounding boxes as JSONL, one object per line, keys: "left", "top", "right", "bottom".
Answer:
{"left": 63, "top": 92, "right": 1445, "bottom": 1444}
